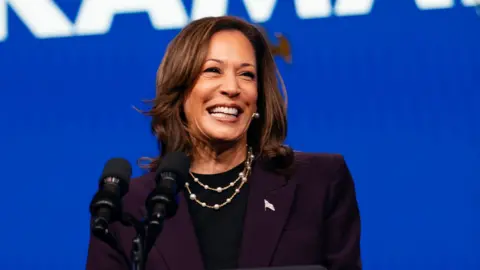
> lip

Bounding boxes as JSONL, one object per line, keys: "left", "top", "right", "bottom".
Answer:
{"left": 209, "top": 113, "right": 240, "bottom": 123}
{"left": 206, "top": 103, "right": 244, "bottom": 114}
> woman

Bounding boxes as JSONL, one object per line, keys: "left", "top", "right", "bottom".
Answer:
{"left": 86, "top": 16, "right": 361, "bottom": 270}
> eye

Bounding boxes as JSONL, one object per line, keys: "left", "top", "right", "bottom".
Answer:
{"left": 204, "top": 67, "right": 221, "bottom": 73}
{"left": 242, "top": 71, "right": 256, "bottom": 79}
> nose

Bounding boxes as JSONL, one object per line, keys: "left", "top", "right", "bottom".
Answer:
{"left": 220, "top": 71, "right": 240, "bottom": 97}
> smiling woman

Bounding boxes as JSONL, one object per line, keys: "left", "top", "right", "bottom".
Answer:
{"left": 186, "top": 31, "right": 258, "bottom": 141}
{"left": 145, "top": 16, "right": 291, "bottom": 174}
{"left": 86, "top": 16, "right": 361, "bottom": 270}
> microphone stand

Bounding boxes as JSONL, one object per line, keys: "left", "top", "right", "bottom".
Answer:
{"left": 121, "top": 213, "right": 147, "bottom": 270}
{"left": 94, "top": 175, "right": 180, "bottom": 270}
{"left": 121, "top": 198, "right": 172, "bottom": 270}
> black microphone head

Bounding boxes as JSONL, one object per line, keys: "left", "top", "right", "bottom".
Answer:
{"left": 148, "top": 152, "right": 190, "bottom": 220}
{"left": 99, "top": 158, "right": 132, "bottom": 196}
{"left": 156, "top": 152, "right": 190, "bottom": 188}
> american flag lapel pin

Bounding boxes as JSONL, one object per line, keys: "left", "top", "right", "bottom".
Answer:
{"left": 264, "top": 199, "right": 275, "bottom": 211}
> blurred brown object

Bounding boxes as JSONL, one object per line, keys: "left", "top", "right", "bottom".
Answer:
{"left": 257, "top": 26, "right": 292, "bottom": 64}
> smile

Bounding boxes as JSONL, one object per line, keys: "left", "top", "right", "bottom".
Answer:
{"left": 207, "top": 105, "right": 243, "bottom": 122}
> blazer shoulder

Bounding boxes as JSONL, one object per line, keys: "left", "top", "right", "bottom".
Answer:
{"left": 293, "top": 151, "right": 347, "bottom": 169}
{"left": 291, "top": 151, "right": 350, "bottom": 185}
{"left": 129, "top": 171, "right": 156, "bottom": 193}
{"left": 122, "top": 172, "right": 156, "bottom": 216}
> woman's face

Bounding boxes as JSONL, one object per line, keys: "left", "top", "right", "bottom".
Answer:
{"left": 184, "top": 30, "right": 258, "bottom": 144}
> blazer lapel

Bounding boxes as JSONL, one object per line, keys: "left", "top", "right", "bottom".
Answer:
{"left": 238, "top": 161, "right": 297, "bottom": 268}
{"left": 154, "top": 191, "right": 204, "bottom": 270}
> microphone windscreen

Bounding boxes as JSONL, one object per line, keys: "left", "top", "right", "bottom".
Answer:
{"left": 157, "top": 152, "right": 190, "bottom": 186}
{"left": 99, "top": 158, "right": 132, "bottom": 194}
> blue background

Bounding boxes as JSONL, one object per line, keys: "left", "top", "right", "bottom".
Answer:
{"left": 0, "top": 1, "right": 478, "bottom": 269}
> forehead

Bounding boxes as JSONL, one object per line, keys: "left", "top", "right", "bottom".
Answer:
{"left": 206, "top": 30, "right": 256, "bottom": 63}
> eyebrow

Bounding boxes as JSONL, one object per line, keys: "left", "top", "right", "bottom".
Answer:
{"left": 206, "top": 58, "right": 255, "bottom": 68}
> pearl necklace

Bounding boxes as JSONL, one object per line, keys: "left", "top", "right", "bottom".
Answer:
{"left": 184, "top": 147, "right": 254, "bottom": 210}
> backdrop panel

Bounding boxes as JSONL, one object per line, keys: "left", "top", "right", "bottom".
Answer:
{"left": 0, "top": 1, "right": 478, "bottom": 270}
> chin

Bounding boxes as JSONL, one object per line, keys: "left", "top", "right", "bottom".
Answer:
{"left": 199, "top": 115, "right": 249, "bottom": 143}
{"left": 200, "top": 124, "right": 244, "bottom": 142}
{"left": 207, "top": 131, "right": 243, "bottom": 143}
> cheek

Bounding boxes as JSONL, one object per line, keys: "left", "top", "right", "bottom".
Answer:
{"left": 183, "top": 95, "right": 199, "bottom": 122}
{"left": 183, "top": 88, "right": 207, "bottom": 120}
{"left": 246, "top": 86, "right": 258, "bottom": 110}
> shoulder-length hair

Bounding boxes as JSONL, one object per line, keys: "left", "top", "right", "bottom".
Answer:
{"left": 141, "top": 16, "right": 294, "bottom": 173}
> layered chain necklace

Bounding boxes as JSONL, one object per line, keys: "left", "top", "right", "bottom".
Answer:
{"left": 184, "top": 146, "right": 254, "bottom": 210}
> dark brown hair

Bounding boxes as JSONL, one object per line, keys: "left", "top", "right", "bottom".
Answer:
{"left": 141, "top": 16, "right": 294, "bottom": 173}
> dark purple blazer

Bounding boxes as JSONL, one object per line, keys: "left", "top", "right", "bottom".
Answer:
{"left": 86, "top": 153, "right": 361, "bottom": 270}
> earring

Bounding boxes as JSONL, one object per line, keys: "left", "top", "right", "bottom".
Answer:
{"left": 252, "top": 112, "right": 260, "bottom": 119}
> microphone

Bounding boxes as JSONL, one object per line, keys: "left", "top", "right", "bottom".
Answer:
{"left": 146, "top": 152, "right": 190, "bottom": 228}
{"left": 89, "top": 158, "right": 132, "bottom": 237}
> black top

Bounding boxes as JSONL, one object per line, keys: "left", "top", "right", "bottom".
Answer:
{"left": 184, "top": 162, "right": 250, "bottom": 270}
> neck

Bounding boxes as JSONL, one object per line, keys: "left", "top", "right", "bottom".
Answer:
{"left": 190, "top": 141, "right": 247, "bottom": 175}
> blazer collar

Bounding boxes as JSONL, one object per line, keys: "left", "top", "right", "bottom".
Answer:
{"left": 154, "top": 191, "right": 204, "bottom": 270}
{"left": 154, "top": 159, "right": 297, "bottom": 270}
{"left": 237, "top": 160, "right": 297, "bottom": 268}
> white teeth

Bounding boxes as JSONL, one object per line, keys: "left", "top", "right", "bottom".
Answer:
{"left": 210, "top": 106, "right": 239, "bottom": 116}
{"left": 211, "top": 112, "right": 234, "bottom": 119}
